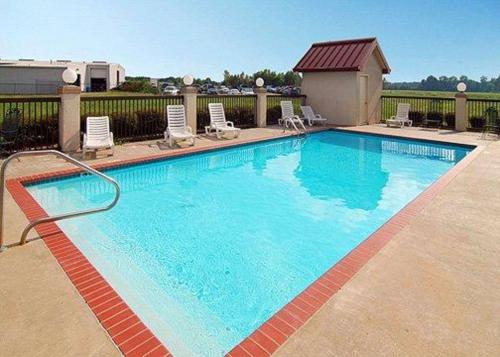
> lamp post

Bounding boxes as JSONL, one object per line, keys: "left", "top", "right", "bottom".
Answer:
{"left": 62, "top": 68, "right": 78, "bottom": 85}
{"left": 254, "top": 77, "right": 267, "bottom": 128}
{"left": 455, "top": 82, "right": 467, "bottom": 132}
{"left": 181, "top": 74, "right": 197, "bottom": 132}
{"left": 58, "top": 68, "right": 82, "bottom": 152}
{"left": 457, "top": 82, "right": 467, "bottom": 93}
{"left": 183, "top": 74, "right": 194, "bottom": 87}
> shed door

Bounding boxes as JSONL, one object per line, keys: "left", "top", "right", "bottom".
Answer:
{"left": 359, "top": 75, "right": 368, "bottom": 125}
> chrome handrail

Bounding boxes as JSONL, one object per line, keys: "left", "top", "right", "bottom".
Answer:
{"left": 282, "top": 116, "right": 307, "bottom": 134}
{"left": 0, "top": 150, "right": 120, "bottom": 251}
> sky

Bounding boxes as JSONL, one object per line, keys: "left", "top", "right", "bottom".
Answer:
{"left": 1, "top": 0, "right": 499, "bottom": 82}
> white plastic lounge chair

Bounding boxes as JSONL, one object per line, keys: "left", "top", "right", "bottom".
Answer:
{"left": 206, "top": 103, "right": 241, "bottom": 139}
{"left": 164, "top": 105, "right": 195, "bottom": 148}
{"left": 280, "top": 101, "right": 307, "bottom": 132}
{"left": 83, "top": 116, "right": 114, "bottom": 156}
{"left": 386, "top": 103, "right": 412, "bottom": 127}
{"left": 300, "top": 106, "right": 328, "bottom": 126}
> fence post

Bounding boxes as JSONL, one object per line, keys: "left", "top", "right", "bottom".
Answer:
{"left": 455, "top": 92, "right": 467, "bottom": 131}
{"left": 181, "top": 86, "right": 197, "bottom": 132}
{"left": 58, "top": 85, "right": 81, "bottom": 152}
{"left": 255, "top": 87, "right": 267, "bottom": 127}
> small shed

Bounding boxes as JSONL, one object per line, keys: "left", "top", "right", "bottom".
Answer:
{"left": 294, "top": 37, "right": 390, "bottom": 125}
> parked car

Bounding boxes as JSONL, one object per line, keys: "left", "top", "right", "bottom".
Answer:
{"left": 266, "top": 85, "right": 277, "bottom": 93}
{"left": 163, "top": 86, "right": 179, "bottom": 95}
{"left": 228, "top": 88, "right": 240, "bottom": 95}
{"left": 207, "top": 87, "right": 217, "bottom": 95}
{"left": 216, "top": 86, "right": 229, "bottom": 95}
{"left": 200, "top": 84, "right": 210, "bottom": 94}
{"left": 291, "top": 87, "right": 301, "bottom": 96}
{"left": 240, "top": 87, "right": 254, "bottom": 95}
{"left": 276, "top": 86, "right": 286, "bottom": 94}
{"left": 281, "top": 86, "right": 301, "bottom": 96}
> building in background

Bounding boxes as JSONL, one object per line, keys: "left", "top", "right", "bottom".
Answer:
{"left": 294, "top": 37, "right": 390, "bottom": 125}
{"left": 0, "top": 59, "right": 125, "bottom": 94}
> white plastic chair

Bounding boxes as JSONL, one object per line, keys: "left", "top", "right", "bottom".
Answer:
{"left": 279, "top": 101, "right": 304, "bottom": 125}
{"left": 164, "top": 105, "right": 195, "bottom": 147}
{"left": 280, "top": 101, "right": 307, "bottom": 131}
{"left": 206, "top": 103, "right": 241, "bottom": 139}
{"left": 386, "top": 103, "right": 412, "bottom": 127}
{"left": 83, "top": 116, "right": 114, "bottom": 156}
{"left": 300, "top": 106, "right": 328, "bottom": 126}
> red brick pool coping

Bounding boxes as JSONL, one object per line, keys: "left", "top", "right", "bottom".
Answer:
{"left": 6, "top": 131, "right": 482, "bottom": 357}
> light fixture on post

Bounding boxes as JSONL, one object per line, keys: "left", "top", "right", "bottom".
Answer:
{"left": 62, "top": 68, "right": 77, "bottom": 85}
{"left": 183, "top": 74, "right": 194, "bottom": 86}
{"left": 255, "top": 77, "right": 264, "bottom": 87}
{"left": 457, "top": 82, "right": 467, "bottom": 93}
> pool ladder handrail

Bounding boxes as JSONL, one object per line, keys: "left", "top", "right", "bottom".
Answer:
{"left": 0, "top": 150, "right": 120, "bottom": 251}
{"left": 282, "top": 116, "right": 308, "bottom": 135}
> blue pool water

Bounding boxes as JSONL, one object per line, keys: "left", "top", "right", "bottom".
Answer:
{"left": 27, "top": 131, "right": 471, "bottom": 356}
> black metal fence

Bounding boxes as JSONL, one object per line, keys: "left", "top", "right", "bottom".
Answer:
{"left": 467, "top": 99, "right": 500, "bottom": 131}
{"left": 81, "top": 95, "right": 183, "bottom": 142}
{"left": 266, "top": 95, "right": 307, "bottom": 125}
{"left": 0, "top": 97, "right": 60, "bottom": 155}
{"left": 197, "top": 95, "right": 257, "bottom": 132}
{"left": 381, "top": 95, "right": 456, "bottom": 128}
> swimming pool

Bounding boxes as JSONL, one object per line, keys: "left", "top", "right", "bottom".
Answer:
{"left": 27, "top": 131, "right": 471, "bottom": 356}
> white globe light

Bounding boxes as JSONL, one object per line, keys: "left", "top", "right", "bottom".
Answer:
{"left": 62, "top": 68, "right": 77, "bottom": 84}
{"left": 457, "top": 82, "right": 467, "bottom": 92}
{"left": 255, "top": 77, "right": 264, "bottom": 87}
{"left": 183, "top": 74, "right": 194, "bottom": 86}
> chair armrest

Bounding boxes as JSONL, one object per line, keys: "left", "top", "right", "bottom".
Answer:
{"left": 83, "top": 133, "right": 87, "bottom": 144}
{"left": 226, "top": 121, "right": 234, "bottom": 127}
{"left": 110, "top": 132, "right": 114, "bottom": 141}
{"left": 390, "top": 115, "right": 396, "bottom": 120}
{"left": 315, "top": 114, "right": 322, "bottom": 118}
{"left": 186, "top": 126, "right": 193, "bottom": 134}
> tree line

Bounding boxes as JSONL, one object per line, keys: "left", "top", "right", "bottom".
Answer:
{"left": 123, "top": 69, "right": 301, "bottom": 91}
{"left": 384, "top": 75, "right": 500, "bottom": 92}
{"left": 222, "top": 69, "right": 301, "bottom": 87}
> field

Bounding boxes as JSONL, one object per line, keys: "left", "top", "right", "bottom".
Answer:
{"left": 382, "top": 90, "right": 500, "bottom": 100}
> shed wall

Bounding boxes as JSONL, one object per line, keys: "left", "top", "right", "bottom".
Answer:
{"left": 301, "top": 71, "right": 359, "bottom": 126}
{"left": 359, "top": 53, "right": 383, "bottom": 123}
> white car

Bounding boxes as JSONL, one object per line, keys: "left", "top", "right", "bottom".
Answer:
{"left": 163, "top": 86, "right": 179, "bottom": 95}
{"left": 216, "top": 86, "right": 229, "bottom": 95}
{"left": 240, "top": 87, "right": 254, "bottom": 95}
{"left": 228, "top": 89, "right": 240, "bottom": 95}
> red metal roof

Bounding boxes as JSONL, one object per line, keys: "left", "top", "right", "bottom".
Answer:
{"left": 293, "top": 37, "right": 390, "bottom": 74}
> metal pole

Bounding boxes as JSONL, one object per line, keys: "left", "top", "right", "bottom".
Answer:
{"left": 0, "top": 156, "right": 11, "bottom": 252}
{"left": 0, "top": 150, "right": 120, "bottom": 251}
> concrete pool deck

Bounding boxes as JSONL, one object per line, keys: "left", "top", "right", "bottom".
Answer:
{"left": 0, "top": 125, "right": 499, "bottom": 356}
